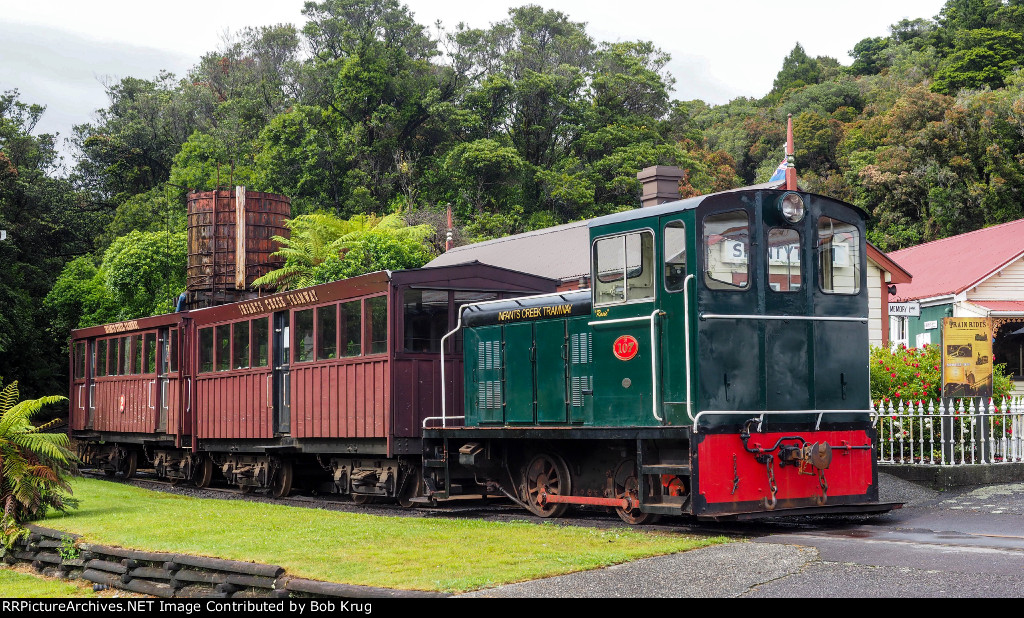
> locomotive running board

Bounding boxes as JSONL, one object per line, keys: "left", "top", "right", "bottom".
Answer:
{"left": 699, "top": 501, "right": 903, "bottom": 521}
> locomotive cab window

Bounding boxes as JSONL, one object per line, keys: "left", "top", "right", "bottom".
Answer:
{"left": 704, "top": 210, "right": 750, "bottom": 290}
{"left": 593, "top": 230, "right": 655, "bottom": 305}
{"left": 767, "top": 228, "right": 802, "bottom": 292}
{"left": 664, "top": 221, "right": 687, "bottom": 292}
{"left": 817, "top": 217, "right": 861, "bottom": 295}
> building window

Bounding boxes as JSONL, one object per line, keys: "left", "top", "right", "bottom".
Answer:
{"left": 891, "top": 316, "right": 909, "bottom": 350}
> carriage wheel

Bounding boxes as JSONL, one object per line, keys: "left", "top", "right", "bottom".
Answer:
{"left": 397, "top": 467, "right": 424, "bottom": 508}
{"left": 121, "top": 450, "right": 138, "bottom": 479}
{"left": 239, "top": 485, "right": 254, "bottom": 494}
{"left": 270, "top": 459, "right": 293, "bottom": 498}
{"left": 193, "top": 456, "right": 214, "bottom": 489}
{"left": 351, "top": 493, "right": 375, "bottom": 505}
{"left": 613, "top": 460, "right": 660, "bottom": 525}
{"left": 521, "top": 453, "right": 572, "bottom": 518}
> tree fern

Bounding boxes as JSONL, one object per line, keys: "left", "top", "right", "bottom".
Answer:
{"left": 0, "top": 380, "right": 78, "bottom": 549}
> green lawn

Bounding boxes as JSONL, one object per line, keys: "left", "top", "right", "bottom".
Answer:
{"left": 42, "top": 478, "right": 729, "bottom": 592}
{"left": 0, "top": 567, "right": 100, "bottom": 598}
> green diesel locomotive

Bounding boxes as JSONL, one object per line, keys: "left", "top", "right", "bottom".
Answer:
{"left": 423, "top": 187, "right": 889, "bottom": 521}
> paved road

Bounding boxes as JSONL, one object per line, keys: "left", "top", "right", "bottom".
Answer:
{"left": 461, "top": 474, "right": 1024, "bottom": 597}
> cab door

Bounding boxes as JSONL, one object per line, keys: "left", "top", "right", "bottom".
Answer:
{"left": 658, "top": 217, "right": 693, "bottom": 426}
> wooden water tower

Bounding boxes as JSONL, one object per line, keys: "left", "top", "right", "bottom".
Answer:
{"left": 185, "top": 187, "right": 290, "bottom": 309}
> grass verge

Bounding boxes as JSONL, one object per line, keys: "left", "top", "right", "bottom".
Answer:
{"left": 43, "top": 478, "right": 729, "bottom": 593}
{"left": 0, "top": 566, "right": 99, "bottom": 598}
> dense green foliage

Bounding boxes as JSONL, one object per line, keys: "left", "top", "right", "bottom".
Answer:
{"left": 8, "top": 0, "right": 1024, "bottom": 392}
{"left": 0, "top": 380, "right": 78, "bottom": 549}
{"left": 253, "top": 212, "right": 433, "bottom": 290}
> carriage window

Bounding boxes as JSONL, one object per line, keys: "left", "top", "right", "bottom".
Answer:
{"left": 294, "top": 309, "right": 314, "bottom": 363}
{"left": 73, "top": 343, "right": 86, "bottom": 379}
{"left": 132, "top": 335, "right": 143, "bottom": 374}
{"left": 144, "top": 333, "right": 157, "bottom": 374}
{"left": 252, "top": 318, "right": 269, "bottom": 367}
{"left": 664, "top": 221, "right": 687, "bottom": 292}
{"left": 340, "top": 301, "right": 361, "bottom": 357}
{"left": 199, "top": 328, "right": 213, "bottom": 373}
{"left": 169, "top": 329, "right": 179, "bottom": 373}
{"left": 767, "top": 228, "right": 802, "bottom": 292}
{"left": 96, "top": 340, "right": 108, "bottom": 377}
{"left": 404, "top": 289, "right": 448, "bottom": 353}
{"left": 216, "top": 325, "right": 231, "bottom": 371}
{"left": 368, "top": 296, "right": 388, "bottom": 354}
{"left": 593, "top": 231, "right": 655, "bottom": 305}
{"left": 233, "top": 321, "right": 250, "bottom": 369}
{"left": 704, "top": 210, "right": 750, "bottom": 290}
{"left": 121, "top": 337, "right": 132, "bottom": 375}
{"left": 818, "top": 217, "right": 861, "bottom": 295}
{"left": 317, "top": 306, "right": 337, "bottom": 360}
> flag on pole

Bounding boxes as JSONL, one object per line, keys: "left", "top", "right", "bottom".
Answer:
{"left": 769, "top": 159, "right": 787, "bottom": 183}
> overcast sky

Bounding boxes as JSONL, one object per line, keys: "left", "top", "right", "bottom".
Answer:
{"left": 1, "top": 0, "right": 948, "bottom": 161}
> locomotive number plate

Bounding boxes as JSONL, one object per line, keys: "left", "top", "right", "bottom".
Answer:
{"left": 613, "top": 335, "right": 639, "bottom": 361}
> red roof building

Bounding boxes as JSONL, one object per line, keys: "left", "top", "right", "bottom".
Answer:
{"left": 886, "top": 219, "right": 1024, "bottom": 388}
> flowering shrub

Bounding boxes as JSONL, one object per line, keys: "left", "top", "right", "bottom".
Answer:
{"left": 869, "top": 343, "right": 1013, "bottom": 404}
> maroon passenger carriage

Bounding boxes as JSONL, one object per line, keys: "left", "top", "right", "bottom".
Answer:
{"left": 69, "top": 263, "right": 556, "bottom": 500}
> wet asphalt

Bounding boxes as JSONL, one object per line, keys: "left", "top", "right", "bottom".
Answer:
{"left": 459, "top": 473, "right": 1024, "bottom": 597}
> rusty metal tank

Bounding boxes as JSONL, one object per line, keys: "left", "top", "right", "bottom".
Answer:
{"left": 186, "top": 187, "right": 290, "bottom": 308}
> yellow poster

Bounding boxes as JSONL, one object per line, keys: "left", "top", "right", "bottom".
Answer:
{"left": 942, "top": 318, "right": 993, "bottom": 398}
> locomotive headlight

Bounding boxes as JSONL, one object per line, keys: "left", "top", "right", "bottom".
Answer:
{"left": 779, "top": 192, "right": 806, "bottom": 223}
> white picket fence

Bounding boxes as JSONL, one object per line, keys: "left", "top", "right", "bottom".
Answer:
{"left": 871, "top": 398, "right": 1024, "bottom": 465}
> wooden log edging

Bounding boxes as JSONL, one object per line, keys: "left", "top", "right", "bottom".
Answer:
{"left": 13, "top": 524, "right": 450, "bottom": 599}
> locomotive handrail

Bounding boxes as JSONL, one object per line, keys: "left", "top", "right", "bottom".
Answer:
{"left": 692, "top": 409, "right": 873, "bottom": 433}
{"left": 590, "top": 310, "right": 665, "bottom": 424}
{"left": 700, "top": 313, "right": 868, "bottom": 322}
{"left": 423, "top": 415, "right": 466, "bottom": 429}
{"left": 683, "top": 274, "right": 694, "bottom": 423}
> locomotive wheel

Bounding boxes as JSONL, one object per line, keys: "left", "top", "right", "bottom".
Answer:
{"left": 397, "top": 467, "right": 424, "bottom": 508}
{"left": 521, "top": 453, "right": 572, "bottom": 518}
{"left": 613, "top": 460, "right": 661, "bottom": 525}
{"left": 121, "top": 450, "right": 138, "bottom": 479}
{"left": 270, "top": 460, "right": 293, "bottom": 498}
{"left": 193, "top": 456, "right": 214, "bottom": 489}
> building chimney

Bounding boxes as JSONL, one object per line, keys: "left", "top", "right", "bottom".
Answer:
{"left": 637, "top": 166, "right": 685, "bottom": 207}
